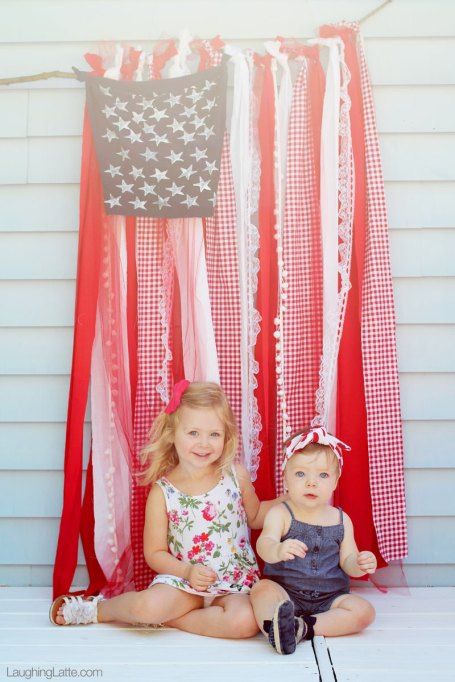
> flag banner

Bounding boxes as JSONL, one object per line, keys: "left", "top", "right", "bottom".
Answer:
{"left": 74, "top": 60, "right": 228, "bottom": 218}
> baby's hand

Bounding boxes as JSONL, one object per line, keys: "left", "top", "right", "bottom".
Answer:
{"left": 188, "top": 564, "right": 218, "bottom": 591}
{"left": 277, "top": 539, "right": 308, "bottom": 562}
{"left": 356, "top": 551, "right": 377, "bottom": 574}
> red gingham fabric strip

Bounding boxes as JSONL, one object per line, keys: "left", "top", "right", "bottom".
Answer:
{"left": 356, "top": 27, "right": 408, "bottom": 561}
{"left": 276, "top": 58, "right": 323, "bottom": 493}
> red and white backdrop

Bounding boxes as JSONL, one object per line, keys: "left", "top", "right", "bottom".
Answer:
{"left": 53, "top": 22, "right": 407, "bottom": 599}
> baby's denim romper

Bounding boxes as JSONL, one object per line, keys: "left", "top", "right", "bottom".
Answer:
{"left": 263, "top": 502, "right": 350, "bottom": 616}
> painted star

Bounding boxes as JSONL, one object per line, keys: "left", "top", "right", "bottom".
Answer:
{"left": 193, "top": 177, "right": 211, "bottom": 192}
{"left": 154, "top": 196, "right": 171, "bottom": 210}
{"left": 190, "top": 147, "right": 208, "bottom": 162}
{"left": 114, "top": 97, "right": 128, "bottom": 112}
{"left": 199, "top": 125, "right": 215, "bottom": 140}
{"left": 100, "top": 85, "right": 112, "bottom": 97}
{"left": 164, "top": 93, "right": 181, "bottom": 107}
{"left": 151, "top": 107, "right": 169, "bottom": 122}
{"left": 139, "top": 97, "right": 155, "bottom": 111}
{"left": 102, "top": 104, "right": 117, "bottom": 119}
{"left": 168, "top": 119, "right": 185, "bottom": 134}
{"left": 132, "top": 111, "right": 145, "bottom": 124}
{"left": 105, "top": 194, "right": 122, "bottom": 208}
{"left": 117, "top": 147, "right": 130, "bottom": 161}
{"left": 179, "top": 164, "right": 196, "bottom": 180}
{"left": 167, "top": 182, "right": 184, "bottom": 197}
{"left": 154, "top": 132, "right": 169, "bottom": 146}
{"left": 180, "top": 130, "right": 196, "bottom": 145}
{"left": 126, "top": 130, "right": 142, "bottom": 144}
{"left": 130, "top": 166, "right": 145, "bottom": 180}
{"left": 203, "top": 80, "right": 216, "bottom": 91}
{"left": 190, "top": 115, "right": 206, "bottom": 130}
{"left": 187, "top": 89, "right": 203, "bottom": 103}
{"left": 204, "top": 160, "right": 218, "bottom": 175}
{"left": 102, "top": 129, "right": 117, "bottom": 142}
{"left": 143, "top": 122, "right": 156, "bottom": 135}
{"left": 182, "top": 105, "right": 197, "bottom": 118}
{"left": 151, "top": 168, "right": 169, "bottom": 182}
{"left": 202, "top": 98, "right": 216, "bottom": 111}
{"left": 129, "top": 197, "right": 147, "bottom": 210}
{"left": 105, "top": 165, "right": 122, "bottom": 178}
{"left": 116, "top": 180, "right": 134, "bottom": 194}
{"left": 113, "top": 117, "right": 130, "bottom": 132}
{"left": 139, "top": 182, "right": 156, "bottom": 196}
{"left": 181, "top": 194, "right": 198, "bottom": 208}
{"left": 166, "top": 150, "right": 183, "bottom": 164}
{"left": 140, "top": 147, "right": 158, "bottom": 162}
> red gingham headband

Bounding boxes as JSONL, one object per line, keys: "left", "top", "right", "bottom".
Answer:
{"left": 282, "top": 427, "right": 351, "bottom": 471}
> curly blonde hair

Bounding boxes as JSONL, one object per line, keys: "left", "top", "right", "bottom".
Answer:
{"left": 137, "top": 382, "right": 238, "bottom": 487}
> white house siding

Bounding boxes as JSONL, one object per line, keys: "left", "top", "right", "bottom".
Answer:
{"left": 0, "top": 0, "right": 454, "bottom": 587}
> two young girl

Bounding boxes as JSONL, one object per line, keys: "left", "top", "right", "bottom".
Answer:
{"left": 50, "top": 381, "right": 376, "bottom": 652}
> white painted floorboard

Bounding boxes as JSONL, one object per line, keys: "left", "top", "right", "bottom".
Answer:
{"left": 0, "top": 587, "right": 454, "bottom": 681}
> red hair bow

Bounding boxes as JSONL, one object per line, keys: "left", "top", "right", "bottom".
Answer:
{"left": 165, "top": 379, "right": 190, "bottom": 414}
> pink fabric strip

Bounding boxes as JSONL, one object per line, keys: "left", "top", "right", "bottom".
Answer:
{"left": 356, "top": 25, "right": 408, "bottom": 561}
{"left": 91, "top": 215, "right": 135, "bottom": 597}
{"left": 276, "top": 59, "right": 323, "bottom": 493}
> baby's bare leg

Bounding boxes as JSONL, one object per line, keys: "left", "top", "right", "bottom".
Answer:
{"left": 313, "top": 594, "right": 375, "bottom": 637}
{"left": 249, "top": 579, "right": 291, "bottom": 634}
{"left": 97, "top": 585, "right": 203, "bottom": 625}
{"left": 167, "top": 593, "right": 258, "bottom": 639}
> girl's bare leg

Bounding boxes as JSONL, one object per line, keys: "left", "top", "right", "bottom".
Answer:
{"left": 250, "top": 579, "right": 291, "bottom": 634}
{"left": 167, "top": 593, "right": 259, "bottom": 639}
{"left": 313, "top": 594, "right": 376, "bottom": 637}
{"left": 56, "top": 585, "right": 203, "bottom": 626}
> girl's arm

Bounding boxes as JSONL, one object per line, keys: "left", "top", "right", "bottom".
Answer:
{"left": 143, "top": 484, "right": 192, "bottom": 579}
{"left": 339, "top": 512, "right": 377, "bottom": 577}
{"left": 235, "top": 463, "right": 288, "bottom": 530}
{"left": 257, "top": 505, "right": 307, "bottom": 563}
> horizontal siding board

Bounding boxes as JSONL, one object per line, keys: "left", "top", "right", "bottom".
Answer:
{"left": 390, "top": 230, "right": 455, "bottom": 277}
{"left": 2, "top": 278, "right": 454, "bottom": 327}
{"left": 385, "top": 182, "right": 455, "bottom": 229}
{"left": 0, "top": 469, "right": 452, "bottom": 517}
{"left": 0, "top": 422, "right": 91, "bottom": 470}
{"left": 2, "top": 325, "right": 455, "bottom": 375}
{"left": 1, "top": 516, "right": 453, "bottom": 565}
{"left": 403, "top": 421, "right": 455, "bottom": 468}
{"left": 0, "top": 91, "right": 28, "bottom": 137}
{"left": 374, "top": 85, "right": 455, "bottom": 133}
{"left": 28, "top": 137, "right": 81, "bottom": 184}
{"left": 0, "top": 139, "right": 27, "bottom": 184}
{"left": 0, "top": 1, "right": 453, "bottom": 42}
{"left": 0, "top": 184, "right": 79, "bottom": 231}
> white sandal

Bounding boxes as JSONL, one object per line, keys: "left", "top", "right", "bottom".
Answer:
{"left": 49, "top": 594, "right": 104, "bottom": 626}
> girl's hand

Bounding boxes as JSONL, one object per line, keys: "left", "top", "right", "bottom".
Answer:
{"left": 187, "top": 564, "right": 218, "bottom": 591}
{"left": 277, "top": 539, "right": 308, "bottom": 562}
{"left": 356, "top": 551, "right": 377, "bottom": 574}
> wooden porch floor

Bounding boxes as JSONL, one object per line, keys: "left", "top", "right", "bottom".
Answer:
{"left": 0, "top": 587, "right": 454, "bottom": 681}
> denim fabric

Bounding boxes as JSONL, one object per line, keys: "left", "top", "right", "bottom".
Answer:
{"left": 263, "top": 502, "right": 350, "bottom": 614}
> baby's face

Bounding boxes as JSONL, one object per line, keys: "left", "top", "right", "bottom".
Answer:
{"left": 284, "top": 450, "right": 339, "bottom": 508}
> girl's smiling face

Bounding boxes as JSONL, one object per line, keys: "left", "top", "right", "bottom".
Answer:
{"left": 284, "top": 449, "right": 340, "bottom": 508}
{"left": 173, "top": 406, "right": 226, "bottom": 471}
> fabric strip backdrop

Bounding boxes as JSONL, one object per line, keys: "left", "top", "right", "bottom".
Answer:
{"left": 54, "top": 27, "right": 407, "bottom": 599}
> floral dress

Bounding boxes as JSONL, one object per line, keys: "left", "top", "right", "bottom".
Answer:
{"left": 150, "top": 465, "right": 260, "bottom": 595}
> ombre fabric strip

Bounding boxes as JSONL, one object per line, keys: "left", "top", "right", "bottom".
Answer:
{"left": 275, "top": 57, "right": 323, "bottom": 494}
{"left": 90, "top": 216, "right": 135, "bottom": 597}
{"left": 355, "top": 25, "right": 407, "bottom": 561}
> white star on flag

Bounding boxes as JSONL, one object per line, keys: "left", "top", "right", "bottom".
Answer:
{"left": 180, "top": 164, "right": 196, "bottom": 180}
{"left": 105, "top": 165, "right": 122, "bottom": 178}
{"left": 105, "top": 194, "right": 122, "bottom": 208}
{"left": 117, "top": 148, "right": 130, "bottom": 161}
{"left": 183, "top": 105, "right": 197, "bottom": 118}
{"left": 154, "top": 196, "right": 171, "bottom": 210}
{"left": 100, "top": 85, "right": 112, "bottom": 97}
{"left": 154, "top": 132, "right": 169, "bottom": 146}
{"left": 187, "top": 89, "right": 203, "bottom": 103}
{"left": 164, "top": 93, "right": 181, "bottom": 107}
{"left": 102, "top": 104, "right": 117, "bottom": 119}
{"left": 167, "top": 182, "right": 184, "bottom": 196}
{"left": 139, "top": 97, "right": 155, "bottom": 111}
{"left": 205, "top": 160, "right": 218, "bottom": 175}
{"left": 130, "top": 166, "right": 145, "bottom": 180}
{"left": 151, "top": 168, "right": 169, "bottom": 182}
{"left": 168, "top": 119, "right": 185, "bottom": 133}
{"left": 102, "top": 129, "right": 117, "bottom": 142}
{"left": 166, "top": 150, "right": 183, "bottom": 164}
{"left": 129, "top": 197, "right": 147, "bottom": 210}
{"left": 132, "top": 111, "right": 145, "bottom": 124}
{"left": 180, "top": 131, "right": 196, "bottom": 145}
{"left": 141, "top": 147, "right": 158, "bottom": 162}
{"left": 191, "top": 115, "right": 206, "bottom": 130}
{"left": 203, "top": 80, "right": 216, "bottom": 91}
{"left": 114, "top": 97, "right": 128, "bottom": 112}
{"left": 190, "top": 147, "right": 208, "bottom": 162}
{"left": 126, "top": 130, "right": 142, "bottom": 144}
{"left": 113, "top": 117, "right": 130, "bottom": 132}
{"left": 151, "top": 107, "right": 169, "bottom": 122}
{"left": 181, "top": 195, "right": 198, "bottom": 208}
{"left": 139, "top": 182, "right": 156, "bottom": 196}
{"left": 202, "top": 98, "right": 216, "bottom": 111}
{"left": 116, "top": 180, "right": 134, "bottom": 194}
{"left": 200, "top": 125, "right": 215, "bottom": 140}
{"left": 194, "top": 177, "right": 211, "bottom": 192}
{"left": 143, "top": 123, "right": 156, "bottom": 135}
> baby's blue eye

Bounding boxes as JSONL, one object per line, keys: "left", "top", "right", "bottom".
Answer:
{"left": 295, "top": 471, "right": 305, "bottom": 478}
{"left": 320, "top": 472, "right": 329, "bottom": 479}
{"left": 211, "top": 432, "right": 221, "bottom": 438}
{"left": 189, "top": 430, "right": 198, "bottom": 436}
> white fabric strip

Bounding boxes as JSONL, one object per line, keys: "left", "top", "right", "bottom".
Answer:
{"left": 225, "top": 45, "right": 261, "bottom": 476}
